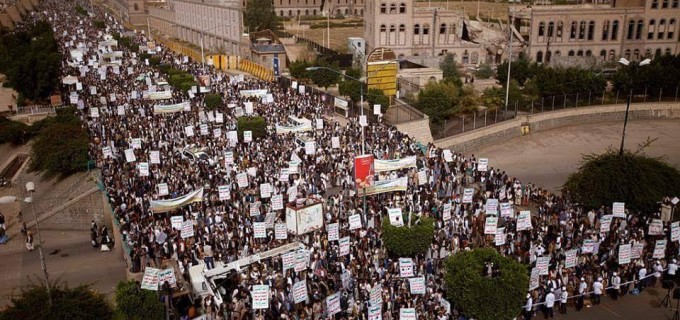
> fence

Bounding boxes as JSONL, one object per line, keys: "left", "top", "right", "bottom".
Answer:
{"left": 14, "top": 105, "right": 61, "bottom": 115}
{"left": 433, "top": 86, "right": 680, "bottom": 140}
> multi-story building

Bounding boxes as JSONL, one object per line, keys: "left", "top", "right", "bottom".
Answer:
{"left": 148, "top": 0, "right": 242, "bottom": 55}
{"left": 520, "top": 0, "right": 680, "bottom": 65}
{"left": 108, "top": 0, "right": 148, "bottom": 26}
{"left": 269, "top": 0, "right": 364, "bottom": 18}
{"left": 364, "top": 0, "right": 489, "bottom": 65}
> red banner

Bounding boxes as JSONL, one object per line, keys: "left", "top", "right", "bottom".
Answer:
{"left": 354, "top": 155, "right": 375, "bottom": 189}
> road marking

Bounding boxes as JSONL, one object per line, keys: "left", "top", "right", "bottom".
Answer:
{"left": 600, "top": 304, "right": 622, "bottom": 317}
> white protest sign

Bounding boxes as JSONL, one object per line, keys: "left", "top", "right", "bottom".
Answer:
{"left": 180, "top": 220, "right": 194, "bottom": 238}
{"left": 348, "top": 214, "right": 362, "bottom": 230}
{"left": 388, "top": 208, "right": 403, "bottom": 227}
{"left": 304, "top": 141, "right": 316, "bottom": 155}
{"left": 565, "top": 249, "right": 577, "bottom": 268}
{"left": 260, "top": 183, "right": 271, "bottom": 198}
{"left": 331, "top": 136, "right": 340, "bottom": 149}
{"left": 141, "top": 267, "right": 160, "bottom": 290}
{"left": 326, "top": 293, "right": 340, "bottom": 316}
{"left": 368, "top": 304, "right": 382, "bottom": 320}
{"left": 462, "top": 188, "right": 474, "bottom": 203}
{"left": 612, "top": 202, "right": 626, "bottom": 218}
{"left": 495, "top": 227, "right": 506, "bottom": 246}
{"left": 359, "top": 115, "right": 367, "bottom": 127}
{"left": 316, "top": 118, "right": 323, "bottom": 130}
{"left": 170, "top": 215, "right": 184, "bottom": 230}
{"left": 253, "top": 222, "right": 266, "bottom": 238}
{"left": 619, "top": 243, "right": 632, "bottom": 265}
{"left": 138, "top": 162, "right": 149, "bottom": 177}
{"left": 249, "top": 202, "right": 260, "bottom": 216}
{"left": 117, "top": 105, "right": 125, "bottom": 116}
{"left": 484, "top": 216, "right": 498, "bottom": 235}
{"left": 158, "top": 268, "right": 177, "bottom": 288}
{"left": 409, "top": 277, "right": 425, "bottom": 295}
{"left": 529, "top": 267, "right": 540, "bottom": 290}
{"left": 298, "top": 85, "right": 305, "bottom": 94}
{"left": 500, "top": 202, "right": 513, "bottom": 218}
{"left": 417, "top": 170, "right": 427, "bottom": 186}
{"left": 158, "top": 183, "right": 169, "bottom": 196}
{"left": 582, "top": 239, "right": 596, "bottom": 253}
{"left": 373, "top": 104, "right": 381, "bottom": 115}
{"left": 672, "top": 222, "right": 680, "bottom": 242}
{"left": 102, "top": 146, "right": 113, "bottom": 158}
{"left": 400, "top": 308, "right": 417, "bottom": 320}
{"left": 537, "top": 256, "right": 550, "bottom": 275}
{"left": 149, "top": 150, "right": 160, "bottom": 164}
{"left": 124, "top": 148, "right": 136, "bottom": 163}
{"left": 90, "top": 107, "right": 100, "bottom": 118}
{"left": 632, "top": 243, "right": 644, "bottom": 260}
{"left": 370, "top": 285, "right": 382, "bottom": 307}
{"left": 649, "top": 219, "right": 663, "bottom": 235}
{"left": 293, "top": 280, "right": 307, "bottom": 304}
{"left": 443, "top": 203, "right": 452, "bottom": 221}
{"left": 213, "top": 128, "right": 222, "bottom": 138}
{"left": 282, "top": 252, "right": 295, "bottom": 272}
{"left": 275, "top": 223, "right": 287, "bottom": 240}
{"left": 236, "top": 172, "right": 248, "bottom": 188}
{"left": 653, "top": 240, "right": 667, "bottom": 259}
{"left": 131, "top": 138, "right": 142, "bottom": 149}
{"left": 294, "top": 250, "right": 308, "bottom": 272}
{"left": 399, "top": 258, "right": 414, "bottom": 278}
{"left": 218, "top": 185, "right": 230, "bottom": 201}
{"left": 200, "top": 124, "right": 209, "bottom": 136}
{"left": 244, "top": 102, "right": 253, "bottom": 115}
{"left": 516, "top": 211, "right": 532, "bottom": 231}
{"left": 251, "top": 285, "right": 269, "bottom": 309}
{"left": 244, "top": 131, "right": 252, "bottom": 143}
{"left": 600, "top": 215, "right": 613, "bottom": 233}
{"left": 339, "top": 236, "right": 350, "bottom": 256}
{"left": 327, "top": 223, "right": 339, "bottom": 241}
{"left": 184, "top": 126, "right": 194, "bottom": 137}
{"left": 485, "top": 199, "right": 499, "bottom": 215}
{"left": 478, "top": 158, "right": 489, "bottom": 171}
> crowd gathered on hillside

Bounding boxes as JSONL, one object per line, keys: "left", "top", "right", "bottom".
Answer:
{"left": 13, "top": 1, "right": 680, "bottom": 319}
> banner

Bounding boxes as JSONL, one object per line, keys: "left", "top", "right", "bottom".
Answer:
{"left": 649, "top": 219, "right": 663, "bottom": 235}
{"left": 374, "top": 156, "right": 417, "bottom": 172}
{"left": 485, "top": 199, "right": 499, "bottom": 215}
{"left": 672, "top": 222, "right": 680, "bottom": 242}
{"left": 354, "top": 155, "right": 375, "bottom": 189}
{"left": 529, "top": 267, "right": 540, "bottom": 290}
{"left": 286, "top": 202, "right": 324, "bottom": 235}
{"left": 349, "top": 214, "right": 362, "bottom": 230}
{"left": 462, "top": 188, "right": 474, "bottom": 203}
{"left": 537, "top": 256, "right": 550, "bottom": 275}
{"left": 339, "top": 236, "right": 350, "bottom": 256}
{"left": 370, "top": 285, "right": 382, "bottom": 307}
{"left": 275, "top": 223, "right": 287, "bottom": 240}
{"left": 582, "top": 239, "right": 596, "bottom": 253}
{"left": 399, "top": 258, "right": 414, "bottom": 278}
{"left": 400, "top": 308, "right": 417, "bottom": 320}
{"left": 388, "top": 208, "right": 404, "bottom": 227}
{"left": 600, "top": 215, "right": 613, "bottom": 233}
{"left": 500, "top": 202, "right": 513, "bottom": 218}
{"left": 293, "top": 280, "right": 307, "bottom": 304}
{"left": 495, "top": 227, "right": 506, "bottom": 246}
{"left": 144, "top": 91, "right": 172, "bottom": 100}
{"left": 158, "top": 268, "right": 177, "bottom": 288}
{"left": 218, "top": 185, "right": 230, "bottom": 201}
{"left": 619, "top": 244, "right": 631, "bottom": 265}
{"left": 363, "top": 176, "right": 408, "bottom": 196}
{"left": 484, "top": 216, "right": 498, "bottom": 235}
{"left": 477, "top": 158, "right": 489, "bottom": 171}
{"left": 282, "top": 252, "right": 295, "bottom": 272}
{"left": 409, "top": 277, "right": 425, "bottom": 294}
{"left": 141, "top": 267, "right": 160, "bottom": 290}
{"left": 516, "top": 211, "right": 532, "bottom": 231}
{"left": 443, "top": 203, "right": 452, "bottom": 221}
{"left": 653, "top": 240, "right": 667, "bottom": 259}
{"left": 180, "top": 220, "right": 194, "bottom": 239}
{"left": 253, "top": 222, "right": 266, "bottom": 238}
{"left": 150, "top": 188, "right": 204, "bottom": 213}
{"left": 612, "top": 202, "right": 626, "bottom": 218}
{"left": 327, "top": 223, "right": 339, "bottom": 241}
{"left": 153, "top": 101, "right": 190, "bottom": 114}
{"left": 251, "top": 285, "right": 269, "bottom": 309}
{"left": 368, "top": 304, "right": 382, "bottom": 320}
{"left": 565, "top": 249, "right": 577, "bottom": 268}
{"left": 239, "top": 89, "right": 268, "bottom": 97}
{"left": 326, "top": 293, "right": 341, "bottom": 316}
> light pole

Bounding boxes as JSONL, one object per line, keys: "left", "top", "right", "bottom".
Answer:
{"left": 617, "top": 57, "right": 651, "bottom": 156}
{"left": 0, "top": 182, "right": 52, "bottom": 307}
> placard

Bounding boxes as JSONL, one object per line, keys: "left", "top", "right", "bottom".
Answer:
{"left": 618, "top": 243, "right": 631, "bottom": 265}
{"left": 327, "top": 223, "right": 339, "bottom": 241}
{"left": 462, "top": 188, "right": 474, "bottom": 203}
{"left": 141, "top": 267, "right": 160, "bottom": 290}
{"left": 264, "top": 212, "right": 276, "bottom": 229}
{"left": 272, "top": 194, "right": 284, "bottom": 210}
{"left": 672, "top": 222, "right": 680, "bottom": 242}
{"left": 158, "top": 268, "right": 177, "bottom": 288}
{"left": 359, "top": 115, "right": 367, "bottom": 127}
{"left": 90, "top": 107, "right": 100, "bottom": 118}
{"left": 565, "top": 249, "right": 577, "bottom": 268}
{"left": 294, "top": 250, "right": 307, "bottom": 272}
{"left": 275, "top": 223, "right": 287, "bottom": 240}
{"left": 251, "top": 285, "right": 269, "bottom": 309}
{"left": 373, "top": 104, "right": 381, "bottom": 115}
{"left": 331, "top": 136, "right": 340, "bottom": 149}
{"left": 213, "top": 128, "right": 222, "bottom": 138}
{"left": 304, "top": 141, "right": 315, "bottom": 155}
{"left": 370, "top": 285, "right": 382, "bottom": 307}
{"left": 653, "top": 240, "right": 667, "bottom": 259}
{"left": 184, "top": 126, "right": 194, "bottom": 137}
{"left": 368, "top": 304, "right": 382, "bottom": 320}
{"left": 326, "top": 293, "right": 340, "bottom": 316}
{"left": 282, "top": 252, "right": 295, "bottom": 272}
{"left": 649, "top": 219, "right": 663, "bottom": 235}
{"left": 254, "top": 222, "right": 266, "bottom": 238}
{"left": 138, "top": 162, "right": 149, "bottom": 176}
{"left": 124, "top": 148, "right": 136, "bottom": 163}
{"left": 632, "top": 243, "right": 644, "bottom": 260}
{"left": 582, "top": 239, "right": 596, "bottom": 254}
{"left": 494, "top": 227, "right": 506, "bottom": 246}
{"left": 600, "top": 214, "right": 613, "bottom": 233}
{"left": 200, "top": 124, "right": 209, "bottom": 136}
{"left": 484, "top": 216, "right": 498, "bottom": 235}
{"left": 417, "top": 170, "right": 427, "bottom": 186}
{"left": 348, "top": 214, "right": 362, "bottom": 230}
{"left": 442, "top": 203, "right": 452, "bottom": 221}
{"left": 244, "top": 102, "right": 254, "bottom": 115}
{"left": 293, "top": 280, "right": 307, "bottom": 304}
{"left": 516, "top": 211, "right": 532, "bottom": 231}
{"left": 131, "top": 138, "right": 142, "bottom": 149}
{"left": 339, "top": 236, "right": 350, "bottom": 256}
{"left": 260, "top": 183, "right": 272, "bottom": 198}
{"left": 158, "top": 183, "right": 169, "bottom": 196}
{"left": 409, "top": 277, "right": 425, "bottom": 295}
{"left": 478, "top": 158, "right": 489, "bottom": 171}
{"left": 399, "top": 258, "right": 414, "bottom": 278}
{"left": 485, "top": 199, "right": 499, "bottom": 215}
{"left": 180, "top": 220, "right": 194, "bottom": 238}
{"left": 218, "top": 185, "right": 230, "bottom": 201}
{"left": 537, "top": 256, "right": 550, "bottom": 275}
{"left": 612, "top": 202, "right": 626, "bottom": 218}
{"left": 500, "top": 202, "right": 513, "bottom": 218}
{"left": 399, "top": 308, "right": 416, "bottom": 320}
{"left": 117, "top": 105, "right": 125, "bottom": 116}
{"left": 388, "top": 208, "right": 403, "bottom": 227}
{"left": 236, "top": 172, "right": 248, "bottom": 188}
{"left": 244, "top": 131, "right": 252, "bottom": 143}
{"left": 150, "top": 150, "right": 160, "bottom": 164}
{"left": 249, "top": 202, "right": 260, "bottom": 216}
{"left": 315, "top": 118, "right": 323, "bottom": 130}
{"left": 529, "top": 267, "right": 540, "bottom": 290}
{"left": 102, "top": 146, "right": 113, "bottom": 158}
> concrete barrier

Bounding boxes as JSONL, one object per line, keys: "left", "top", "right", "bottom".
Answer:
{"left": 434, "top": 102, "right": 680, "bottom": 153}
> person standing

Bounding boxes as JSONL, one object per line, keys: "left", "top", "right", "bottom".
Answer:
{"left": 592, "top": 277, "right": 604, "bottom": 305}
{"left": 204, "top": 242, "right": 215, "bottom": 270}
{"left": 560, "top": 286, "right": 568, "bottom": 314}
{"left": 611, "top": 272, "right": 621, "bottom": 300}
{"left": 667, "top": 259, "right": 678, "bottom": 282}
{"left": 524, "top": 293, "right": 533, "bottom": 320}
{"left": 25, "top": 231, "right": 34, "bottom": 251}
{"left": 544, "top": 289, "right": 555, "bottom": 319}
{"left": 577, "top": 278, "right": 587, "bottom": 311}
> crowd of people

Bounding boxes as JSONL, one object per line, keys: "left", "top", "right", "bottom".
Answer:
{"left": 16, "top": 1, "right": 680, "bottom": 319}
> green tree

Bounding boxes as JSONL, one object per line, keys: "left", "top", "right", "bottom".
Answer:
{"left": 496, "top": 56, "right": 537, "bottom": 87}
{"left": 338, "top": 68, "right": 362, "bottom": 102}
{"left": 445, "top": 248, "right": 528, "bottom": 320}
{"left": 308, "top": 57, "right": 340, "bottom": 90}
{"left": 415, "top": 81, "right": 460, "bottom": 124}
{"left": 365, "top": 88, "right": 390, "bottom": 114}
{"left": 382, "top": 216, "right": 434, "bottom": 257}
{"left": 563, "top": 147, "right": 680, "bottom": 212}
{"left": 288, "top": 60, "right": 310, "bottom": 80}
{"left": 29, "top": 109, "right": 89, "bottom": 176}
{"left": 244, "top": 0, "right": 279, "bottom": 32}
{"left": 204, "top": 93, "right": 222, "bottom": 110}
{"left": 474, "top": 63, "right": 495, "bottom": 79}
{"left": 481, "top": 86, "right": 504, "bottom": 110}
{"left": 114, "top": 280, "right": 164, "bottom": 320}
{"left": 0, "top": 281, "right": 113, "bottom": 320}
{"left": 0, "top": 117, "right": 31, "bottom": 145}
{"left": 439, "top": 53, "right": 462, "bottom": 85}
{"left": 237, "top": 116, "right": 267, "bottom": 140}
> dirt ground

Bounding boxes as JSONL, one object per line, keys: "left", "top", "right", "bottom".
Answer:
{"left": 415, "top": 0, "right": 511, "bottom": 22}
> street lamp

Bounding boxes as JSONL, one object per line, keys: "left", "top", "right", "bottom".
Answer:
{"left": 0, "top": 183, "right": 52, "bottom": 307}
{"left": 617, "top": 57, "right": 651, "bottom": 156}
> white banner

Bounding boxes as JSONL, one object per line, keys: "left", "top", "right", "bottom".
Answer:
{"left": 254, "top": 222, "right": 266, "bottom": 238}
{"left": 327, "top": 223, "right": 339, "bottom": 241}
{"left": 494, "top": 227, "right": 506, "bottom": 246}
{"left": 388, "top": 208, "right": 403, "bottom": 227}
{"left": 484, "top": 216, "right": 498, "bottom": 235}
{"left": 374, "top": 156, "right": 417, "bottom": 173}
{"left": 275, "top": 223, "right": 287, "bottom": 240}
{"left": 517, "top": 211, "right": 532, "bottom": 231}
{"left": 537, "top": 256, "right": 550, "bottom": 275}
{"left": 612, "top": 202, "right": 626, "bottom": 218}
{"left": 141, "top": 267, "right": 160, "bottom": 290}
{"left": 150, "top": 150, "right": 160, "bottom": 164}
{"left": 672, "top": 222, "right": 680, "bottom": 242}
{"left": 649, "top": 219, "right": 663, "bottom": 235}
{"left": 600, "top": 215, "right": 613, "bottom": 233}
{"left": 462, "top": 188, "right": 474, "bottom": 203}
{"left": 218, "top": 185, "right": 230, "bottom": 201}
{"left": 339, "top": 236, "right": 350, "bottom": 256}
{"left": 409, "top": 277, "right": 425, "bottom": 295}
{"left": 653, "top": 240, "right": 667, "bottom": 259}
{"left": 619, "top": 244, "right": 631, "bottom": 265}
{"left": 251, "top": 285, "right": 269, "bottom": 309}
{"left": 565, "top": 249, "right": 577, "bottom": 268}
{"left": 158, "top": 183, "right": 169, "bottom": 196}
{"left": 180, "top": 220, "right": 194, "bottom": 238}
{"left": 349, "top": 214, "right": 362, "bottom": 230}
{"left": 293, "top": 280, "right": 307, "bottom": 304}
{"left": 400, "top": 308, "right": 417, "bottom": 320}
{"left": 399, "top": 258, "right": 414, "bottom": 278}
{"left": 477, "top": 158, "right": 489, "bottom": 171}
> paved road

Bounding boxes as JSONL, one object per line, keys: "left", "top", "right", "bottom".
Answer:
{"left": 469, "top": 120, "right": 680, "bottom": 193}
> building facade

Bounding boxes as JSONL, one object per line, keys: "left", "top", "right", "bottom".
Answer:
{"left": 268, "top": 0, "right": 364, "bottom": 18}
{"left": 148, "top": 0, "right": 242, "bottom": 55}
{"left": 109, "top": 0, "right": 147, "bottom": 26}
{"left": 521, "top": 0, "right": 680, "bottom": 65}
{"left": 364, "top": 0, "right": 488, "bottom": 65}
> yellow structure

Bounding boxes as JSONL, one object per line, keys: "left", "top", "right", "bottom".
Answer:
{"left": 366, "top": 47, "right": 398, "bottom": 96}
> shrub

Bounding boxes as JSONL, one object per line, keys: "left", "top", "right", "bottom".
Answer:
{"left": 75, "top": 5, "right": 87, "bottom": 16}
{"left": 149, "top": 56, "right": 161, "bottom": 66}
{"left": 444, "top": 248, "right": 528, "bottom": 320}
{"left": 0, "top": 117, "right": 30, "bottom": 145}
{"left": 29, "top": 110, "right": 89, "bottom": 176}
{"left": 237, "top": 116, "right": 267, "bottom": 140}
{"left": 204, "top": 93, "right": 222, "bottom": 110}
{"left": 474, "top": 63, "right": 495, "bottom": 79}
{"left": 93, "top": 20, "right": 105, "bottom": 29}
{"left": 118, "top": 36, "right": 131, "bottom": 48}
{"left": 114, "top": 280, "right": 164, "bottom": 320}
{"left": 381, "top": 216, "right": 434, "bottom": 257}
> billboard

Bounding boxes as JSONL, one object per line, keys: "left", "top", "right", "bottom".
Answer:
{"left": 366, "top": 47, "right": 398, "bottom": 96}
{"left": 285, "top": 202, "right": 324, "bottom": 235}
{"left": 354, "top": 154, "right": 375, "bottom": 189}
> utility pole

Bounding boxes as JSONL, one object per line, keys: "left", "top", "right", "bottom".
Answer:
{"left": 504, "top": 11, "right": 514, "bottom": 112}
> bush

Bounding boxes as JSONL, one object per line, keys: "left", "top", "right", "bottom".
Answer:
{"left": 0, "top": 281, "right": 113, "bottom": 319}
{"left": 75, "top": 5, "right": 87, "bottom": 16}
{"left": 204, "top": 93, "right": 222, "bottom": 110}
{"left": 445, "top": 248, "right": 528, "bottom": 320}
{"left": 563, "top": 148, "right": 680, "bottom": 212}
{"left": 381, "top": 216, "right": 434, "bottom": 257}
{"left": 114, "top": 280, "right": 164, "bottom": 320}
{"left": 149, "top": 56, "right": 161, "bottom": 66}
{"left": 118, "top": 36, "right": 131, "bottom": 48}
{"left": 93, "top": 20, "right": 105, "bottom": 29}
{"left": 0, "top": 117, "right": 30, "bottom": 145}
{"left": 29, "top": 109, "right": 89, "bottom": 176}
{"left": 474, "top": 63, "right": 495, "bottom": 79}
{"left": 237, "top": 116, "right": 267, "bottom": 140}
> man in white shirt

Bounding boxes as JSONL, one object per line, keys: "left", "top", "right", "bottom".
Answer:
{"left": 638, "top": 265, "right": 648, "bottom": 292}
{"left": 524, "top": 293, "right": 533, "bottom": 320}
{"left": 592, "top": 277, "right": 604, "bottom": 305}
{"left": 577, "top": 277, "right": 587, "bottom": 311}
{"left": 560, "top": 286, "right": 568, "bottom": 314}
{"left": 668, "top": 259, "right": 678, "bottom": 282}
{"left": 611, "top": 272, "right": 621, "bottom": 301}
{"left": 544, "top": 289, "right": 555, "bottom": 319}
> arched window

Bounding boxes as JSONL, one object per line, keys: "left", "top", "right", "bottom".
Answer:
{"left": 134, "top": 3, "right": 139, "bottom": 11}
{"left": 655, "top": 48, "right": 662, "bottom": 57}
{"left": 422, "top": 24, "right": 430, "bottom": 35}
{"left": 585, "top": 50, "right": 592, "bottom": 56}
{"left": 570, "top": 21, "right": 577, "bottom": 39}
{"left": 554, "top": 50, "right": 561, "bottom": 57}
{"left": 389, "top": 3, "right": 397, "bottom": 14}
{"left": 345, "top": 9, "right": 349, "bottom": 15}
{"left": 600, "top": 50, "right": 607, "bottom": 61}
{"left": 624, "top": 49, "right": 631, "bottom": 60}
{"left": 414, "top": 24, "right": 420, "bottom": 35}
{"left": 538, "top": 21, "right": 545, "bottom": 37}
{"left": 577, "top": 50, "right": 584, "bottom": 56}
{"left": 389, "top": 24, "right": 396, "bottom": 33}
{"left": 280, "top": 10, "right": 284, "bottom": 16}
{"left": 579, "top": 21, "right": 586, "bottom": 39}
{"left": 440, "top": 23, "right": 447, "bottom": 34}
{"left": 399, "top": 3, "right": 406, "bottom": 13}
{"left": 546, "top": 51, "right": 552, "bottom": 62}
{"left": 588, "top": 21, "right": 595, "bottom": 40}
{"left": 380, "top": 3, "right": 386, "bottom": 13}
{"left": 557, "top": 21, "right": 563, "bottom": 38}
{"left": 659, "top": 19, "right": 666, "bottom": 39}
{"left": 471, "top": 52, "right": 479, "bottom": 64}
{"left": 633, "top": 49, "right": 640, "bottom": 60}
{"left": 602, "top": 20, "right": 610, "bottom": 40}
{"left": 612, "top": 20, "right": 619, "bottom": 40}
{"left": 289, "top": 10, "right": 292, "bottom": 16}
{"left": 380, "top": 24, "right": 386, "bottom": 33}
{"left": 648, "top": 19, "right": 656, "bottom": 39}
{"left": 305, "top": 9, "right": 309, "bottom": 15}
{"left": 399, "top": 24, "right": 405, "bottom": 32}
{"left": 636, "top": 20, "right": 643, "bottom": 39}
{"left": 645, "top": 49, "right": 652, "bottom": 57}
{"left": 548, "top": 21, "right": 554, "bottom": 37}
{"left": 627, "top": 19, "right": 635, "bottom": 40}
{"left": 666, "top": 48, "right": 672, "bottom": 55}
{"left": 609, "top": 50, "right": 616, "bottom": 61}
{"left": 568, "top": 50, "right": 575, "bottom": 56}
{"left": 536, "top": 51, "right": 543, "bottom": 63}
{"left": 668, "top": 19, "right": 676, "bottom": 40}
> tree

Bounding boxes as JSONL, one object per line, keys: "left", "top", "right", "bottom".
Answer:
{"left": 439, "top": 53, "right": 462, "bottom": 85}
{"left": 382, "top": 216, "right": 434, "bottom": 257}
{"left": 563, "top": 147, "right": 680, "bottom": 212}
{"left": 0, "top": 281, "right": 113, "bottom": 320}
{"left": 365, "top": 88, "right": 390, "bottom": 114}
{"left": 496, "top": 56, "right": 537, "bottom": 87}
{"left": 0, "top": 117, "right": 31, "bottom": 145}
{"left": 204, "top": 93, "right": 222, "bottom": 110}
{"left": 29, "top": 109, "right": 89, "bottom": 176}
{"left": 415, "top": 81, "right": 460, "bottom": 124}
{"left": 237, "top": 116, "right": 267, "bottom": 140}
{"left": 244, "top": 0, "right": 279, "bottom": 32}
{"left": 288, "top": 60, "right": 310, "bottom": 80}
{"left": 444, "top": 248, "right": 528, "bottom": 320}
{"left": 308, "top": 57, "right": 340, "bottom": 90}
{"left": 114, "top": 280, "right": 164, "bottom": 320}
{"left": 474, "top": 63, "right": 495, "bottom": 79}
{"left": 338, "top": 68, "right": 362, "bottom": 102}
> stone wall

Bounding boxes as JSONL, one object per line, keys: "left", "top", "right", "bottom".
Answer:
{"left": 434, "top": 102, "right": 680, "bottom": 153}
{"left": 39, "top": 190, "right": 106, "bottom": 231}
{"left": 396, "top": 118, "right": 434, "bottom": 144}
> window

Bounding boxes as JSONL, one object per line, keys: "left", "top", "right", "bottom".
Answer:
{"left": 656, "top": 48, "right": 662, "bottom": 56}
{"left": 546, "top": 51, "right": 552, "bottom": 62}
{"left": 673, "top": 0, "right": 679, "bottom": 8}
{"left": 612, "top": 20, "right": 619, "bottom": 40}
{"left": 134, "top": 3, "right": 139, "bottom": 10}
{"left": 588, "top": 21, "right": 595, "bottom": 40}
{"left": 609, "top": 50, "right": 616, "bottom": 60}
{"left": 280, "top": 10, "right": 284, "bottom": 16}
{"left": 633, "top": 49, "right": 640, "bottom": 60}
{"left": 289, "top": 10, "right": 292, "bottom": 16}
{"left": 305, "top": 9, "right": 309, "bottom": 15}
{"left": 600, "top": 49, "right": 607, "bottom": 60}
{"left": 568, "top": 50, "right": 575, "bottom": 56}
{"left": 555, "top": 50, "right": 561, "bottom": 57}
{"left": 536, "top": 51, "right": 543, "bottom": 63}
{"left": 646, "top": 49, "right": 652, "bottom": 57}
{"left": 380, "top": 24, "right": 386, "bottom": 32}
{"left": 570, "top": 21, "right": 577, "bottom": 39}
{"left": 380, "top": 3, "right": 386, "bottom": 13}
{"left": 423, "top": 24, "right": 430, "bottom": 35}
{"left": 662, "top": 0, "right": 669, "bottom": 8}
{"left": 548, "top": 21, "right": 554, "bottom": 37}
{"left": 399, "top": 3, "right": 406, "bottom": 13}
{"left": 602, "top": 20, "right": 610, "bottom": 40}
{"left": 440, "top": 23, "right": 447, "bottom": 34}
{"left": 666, "top": 48, "right": 672, "bottom": 55}
{"left": 579, "top": 21, "right": 586, "bottom": 39}
{"left": 586, "top": 50, "right": 592, "bottom": 56}
{"left": 624, "top": 49, "right": 631, "bottom": 60}
{"left": 669, "top": 19, "right": 676, "bottom": 40}
{"left": 538, "top": 22, "right": 545, "bottom": 37}
{"left": 627, "top": 19, "right": 635, "bottom": 40}
{"left": 389, "top": 3, "right": 396, "bottom": 14}
{"left": 577, "top": 50, "right": 583, "bottom": 56}
{"left": 557, "top": 21, "right": 563, "bottom": 38}
{"left": 652, "top": 0, "right": 658, "bottom": 8}
{"left": 659, "top": 19, "right": 666, "bottom": 39}
{"left": 648, "top": 19, "right": 656, "bottom": 39}
{"left": 636, "top": 20, "right": 643, "bottom": 39}
{"left": 389, "top": 25, "right": 396, "bottom": 33}
{"left": 399, "top": 24, "right": 405, "bottom": 32}
{"left": 414, "top": 24, "right": 420, "bottom": 35}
